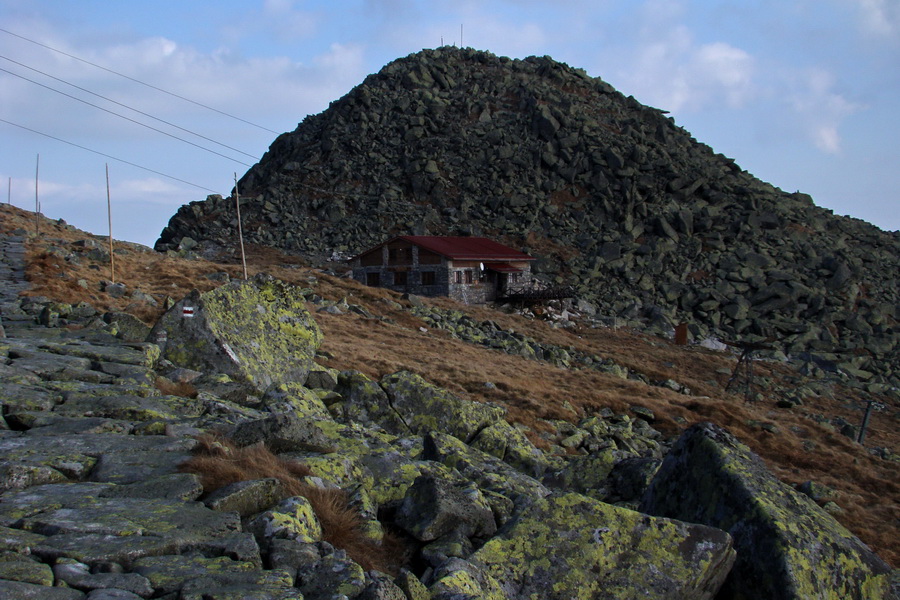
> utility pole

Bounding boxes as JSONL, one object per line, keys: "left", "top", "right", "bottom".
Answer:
{"left": 106, "top": 164, "right": 115, "bottom": 283}
{"left": 34, "top": 154, "right": 40, "bottom": 236}
{"left": 234, "top": 173, "right": 247, "bottom": 280}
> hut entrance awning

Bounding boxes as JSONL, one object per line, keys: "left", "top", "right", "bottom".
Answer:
{"left": 485, "top": 262, "right": 523, "bottom": 273}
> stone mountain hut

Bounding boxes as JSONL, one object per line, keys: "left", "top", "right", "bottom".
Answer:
{"left": 351, "top": 236, "right": 535, "bottom": 304}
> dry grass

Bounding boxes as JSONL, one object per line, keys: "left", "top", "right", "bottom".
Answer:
{"left": 180, "top": 434, "right": 403, "bottom": 573}
{"left": 154, "top": 376, "right": 199, "bottom": 399}
{"left": 4, "top": 203, "right": 898, "bottom": 567}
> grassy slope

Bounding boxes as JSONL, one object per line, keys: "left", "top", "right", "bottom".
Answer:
{"left": 2, "top": 203, "right": 897, "bottom": 567}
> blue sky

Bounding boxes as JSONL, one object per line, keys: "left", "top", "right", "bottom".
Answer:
{"left": 1, "top": 0, "right": 898, "bottom": 247}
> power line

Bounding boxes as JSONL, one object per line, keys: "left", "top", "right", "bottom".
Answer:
{"left": 0, "top": 27, "right": 281, "bottom": 135}
{"left": 0, "top": 118, "right": 220, "bottom": 193}
{"left": 0, "top": 54, "right": 260, "bottom": 161}
{"left": 0, "top": 66, "right": 254, "bottom": 167}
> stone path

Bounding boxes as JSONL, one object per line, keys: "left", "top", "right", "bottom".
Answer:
{"left": 0, "top": 232, "right": 32, "bottom": 336}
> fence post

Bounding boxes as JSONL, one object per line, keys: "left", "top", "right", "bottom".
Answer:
{"left": 857, "top": 400, "right": 875, "bottom": 444}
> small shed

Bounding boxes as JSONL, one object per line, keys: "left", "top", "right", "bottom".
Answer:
{"left": 351, "top": 236, "right": 535, "bottom": 304}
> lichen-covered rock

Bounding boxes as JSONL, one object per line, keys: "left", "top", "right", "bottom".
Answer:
{"left": 0, "top": 525, "right": 48, "bottom": 554}
{"left": 260, "top": 381, "right": 331, "bottom": 419}
{"left": 427, "top": 557, "right": 508, "bottom": 600}
{"left": 0, "top": 579, "right": 85, "bottom": 599}
{"left": 149, "top": 274, "right": 322, "bottom": 391}
{"left": 229, "top": 412, "right": 335, "bottom": 453}
{"left": 380, "top": 371, "right": 507, "bottom": 443}
{"left": 203, "top": 478, "right": 286, "bottom": 517}
{"left": 359, "top": 571, "right": 408, "bottom": 600}
{"left": 1, "top": 483, "right": 240, "bottom": 544}
{"left": 332, "top": 370, "right": 407, "bottom": 431}
{"left": 395, "top": 475, "right": 497, "bottom": 542}
{"left": 178, "top": 569, "right": 297, "bottom": 600}
{"left": 395, "top": 568, "right": 431, "bottom": 600}
{"left": 0, "top": 553, "right": 54, "bottom": 585}
{"left": 295, "top": 548, "right": 366, "bottom": 599}
{"left": 639, "top": 422, "right": 894, "bottom": 600}
{"left": 305, "top": 366, "right": 339, "bottom": 391}
{"left": 131, "top": 554, "right": 265, "bottom": 596}
{"left": 467, "top": 492, "right": 735, "bottom": 600}
{"left": 52, "top": 559, "right": 154, "bottom": 597}
{"left": 424, "top": 432, "right": 550, "bottom": 510}
{"left": 468, "top": 420, "right": 552, "bottom": 478}
{"left": 246, "top": 496, "right": 323, "bottom": 549}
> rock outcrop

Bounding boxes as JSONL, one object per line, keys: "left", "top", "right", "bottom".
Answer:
{"left": 149, "top": 273, "right": 322, "bottom": 392}
{"left": 154, "top": 47, "right": 899, "bottom": 385}
{"left": 640, "top": 422, "right": 895, "bottom": 600}
{"left": 1, "top": 272, "right": 895, "bottom": 597}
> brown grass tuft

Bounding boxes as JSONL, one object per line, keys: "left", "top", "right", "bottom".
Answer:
{"left": 155, "top": 376, "right": 199, "bottom": 399}
{"left": 180, "top": 434, "right": 402, "bottom": 573}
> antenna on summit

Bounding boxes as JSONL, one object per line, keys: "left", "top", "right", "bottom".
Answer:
{"left": 461, "top": 24, "right": 464, "bottom": 47}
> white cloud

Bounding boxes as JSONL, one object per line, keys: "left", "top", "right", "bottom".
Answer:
{"left": 620, "top": 25, "right": 756, "bottom": 112}
{"left": 849, "top": 0, "right": 900, "bottom": 37}
{"left": 786, "top": 67, "right": 861, "bottom": 154}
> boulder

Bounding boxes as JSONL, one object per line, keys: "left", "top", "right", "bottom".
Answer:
{"left": 245, "top": 495, "right": 323, "bottom": 549}
{"left": 229, "top": 412, "right": 335, "bottom": 453}
{"left": 395, "top": 474, "right": 497, "bottom": 542}
{"left": 149, "top": 274, "right": 322, "bottom": 391}
{"left": 380, "top": 371, "right": 506, "bottom": 443}
{"left": 424, "top": 431, "right": 550, "bottom": 510}
{"left": 463, "top": 492, "right": 735, "bottom": 600}
{"left": 639, "top": 422, "right": 894, "bottom": 600}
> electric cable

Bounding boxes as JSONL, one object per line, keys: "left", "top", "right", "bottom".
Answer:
{"left": 0, "top": 66, "right": 254, "bottom": 167}
{"left": 0, "top": 27, "right": 280, "bottom": 134}
{"left": 1, "top": 117, "right": 220, "bottom": 193}
{"left": 0, "top": 54, "right": 261, "bottom": 160}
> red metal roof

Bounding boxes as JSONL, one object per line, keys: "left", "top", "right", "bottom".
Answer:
{"left": 398, "top": 236, "right": 534, "bottom": 261}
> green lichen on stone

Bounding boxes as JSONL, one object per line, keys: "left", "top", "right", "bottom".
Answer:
{"left": 246, "top": 495, "right": 322, "bottom": 546}
{"left": 132, "top": 554, "right": 259, "bottom": 596}
{"left": 150, "top": 275, "right": 322, "bottom": 392}
{"left": 554, "top": 449, "right": 617, "bottom": 497}
{"left": 301, "top": 454, "right": 373, "bottom": 491}
{"left": 640, "top": 422, "right": 893, "bottom": 600}
{"left": 471, "top": 492, "right": 735, "bottom": 600}
{"left": 0, "top": 554, "right": 54, "bottom": 586}
{"left": 261, "top": 381, "right": 331, "bottom": 419}
{"left": 429, "top": 559, "right": 508, "bottom": 600}
{"left": 381, "top": 371, "right": 506, "bottom": 443}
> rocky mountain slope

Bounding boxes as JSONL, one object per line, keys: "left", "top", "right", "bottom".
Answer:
{"left": 2, "top": 204, "right": 899, "bottom": 596}
{"left": 2, "top": 257, "right": 896, "bottom": 598}
{"left": 155, "top": 47, "right": 900, "bottom": 385}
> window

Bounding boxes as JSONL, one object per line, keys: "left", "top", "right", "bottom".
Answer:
{"left": 366, "top": 272, "right": 380, "bottom": 286}
{"left": 454, "top": 271, "right": 463, "bottom": 284}
{"left": 421, "top": 271, "right": 436, "bottom": 286}
{"left": 394, "top": 271, "right": 408, "bottom": 286}
{"left": 388, "top": 247, "right": 411, "bottom": 265}
{"left": 464, "top": 270, "right": 474, "bottom": 284}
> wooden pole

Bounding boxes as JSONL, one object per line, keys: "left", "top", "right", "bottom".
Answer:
{"left": 106, "top": 163, "right": 115, "bottom": 283}
{"left": 234, "top": 173, "right": 247, "bottom": 280}
{"left": 857, "top": 400, "right": 875, "bottom": 444}
{"left": 34, "top": 153, "right": 40, "bottom": 236}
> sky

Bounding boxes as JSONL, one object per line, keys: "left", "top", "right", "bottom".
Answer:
{"left": 1, "top": 0, "right": 898, "bottom": 248}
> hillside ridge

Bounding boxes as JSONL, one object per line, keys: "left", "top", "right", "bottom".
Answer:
{"left": 155, "top": 46, "right": 899, "bottom": 385}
